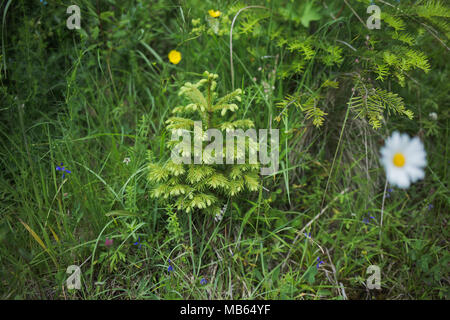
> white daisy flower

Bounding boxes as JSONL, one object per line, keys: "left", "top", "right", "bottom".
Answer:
{"left": 380, "top": 131, "right": 426, "bottom": 189}
{"left": 123, "top": 157, "right": 131, "bottom": 165}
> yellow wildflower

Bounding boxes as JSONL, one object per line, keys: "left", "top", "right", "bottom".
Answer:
{"left": 168, "top": 50, "right": 182, "bottom": 65}
{"left": 208, "top": 9, "right": 221, "bottom": 18}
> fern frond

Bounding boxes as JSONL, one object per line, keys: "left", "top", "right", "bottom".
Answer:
{"left": 219, "top": 120, "right": 255, "bottom": 132}
{"left": 187, "top": 165, "right": 214, "bottom": 184}
{"left": 216, "top": 88, "right": 243, "bottom": 105}
{"left": 229, "top": 165, "right": 243, "bottom": 180}
{"left": 165, "top": 161, "right": 186, "bottom": 176}
{"left": 165, "top": 117, "right": 195, "bottom": 131}
{"left": 375, "top": 64, "right": 389, "bottom": 81}
{"left": 287, "top": 40, "right": 304, "bottom": 52}
{"left": 348, "top": 85, "right": 414, "bottom": 129}
{"left": 322, "top": 45, "right": 343, "bottom": 67}
{"left": 150, "top": 183, "right": 170, "bottom": 199}
{"left": 244, "top": 173, "right": 259, "bottom": 191}
{"left": 383, "top": 51, "right": 399, "bottom": 66}
{"left": 290, "top": 58, "right": 306, "bottom": 74}
{"left": 301, "top": 99, "right": 327, "bottom": 127}
{"left": 227, "top": 179, "right": 245, "bottom": 196}
{"left": 188, "top": 193, "right": 217, "bottom": 210}
{"left": 416, "top": 1, "right": 450, "bottom": 18}
{"left": 382, "top": 12, "right": 406, "bottom": 31}
{"left": 406, "top": 49, "right": 431, "bottom": 73}
{"left": 299, "top": 42, "right": 315, "bottom": 60}
{"left": 321, "top": 79, "right": 339, "bottom": 89}
{"left": 148, "top": 164, "right": 170, "bottom": 183}
{"left": 390, "top": 31, "right": 415, "bottom": 45}
{"left": 178, "top": 83, "right": 208, "bottom": 111}
{"left": 212, "top": 104, "right": 239, "bottom": 116}
{"left": 168, "top": 184, "right": 192, "bottom": 197}
{"left": 206, "top": 173, "right": 229, "bottom": 189}
{"left": 231, "top": 119, "right": 255, "bottom": 129}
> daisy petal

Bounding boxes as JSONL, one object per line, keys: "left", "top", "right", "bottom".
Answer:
{"left": 405, "top": 165, "right": 425, "bottom": 183}
{"left": 390, "top": 131, "right": 401, "bottom": 149}
{"left": 387, "top": 166, "right": 410, "bottom": 189}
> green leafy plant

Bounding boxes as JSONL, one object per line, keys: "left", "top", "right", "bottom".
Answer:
{"left": 147, "top": 71, "right": 260, "bottom": 216}
{"left": 166, "top": 205, "right": 183, "bottom": 243}
{"left": 268, "top": 0, "right": 443, "bottom": 129}
{"left": 348, "top": 81, "right": 414, "bottom": 129}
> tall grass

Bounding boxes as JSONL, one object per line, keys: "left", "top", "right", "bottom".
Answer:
{"left": 0, "top": 0, "right": 448, "bottom": 299}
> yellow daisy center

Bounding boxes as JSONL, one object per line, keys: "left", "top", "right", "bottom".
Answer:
{"left": 392, "top": 153, "right": 406, "bottom": 167}
{"left": 168, "top": 50, "right": 181, "bottom": 64}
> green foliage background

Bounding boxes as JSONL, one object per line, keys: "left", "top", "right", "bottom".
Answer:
{"left": 0, "top": 0, "right": 448, "bottom": 299}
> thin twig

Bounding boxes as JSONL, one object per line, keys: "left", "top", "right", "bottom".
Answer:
{"left": 301, "top": 188, "right": 349, "bottom": 236}
{"left": 320, "top": 90, "right": 354, "bottom": 209}
{"left": 420, "top": 22, "right": 450, "bottom": 51}
{"left": 335, "top": 39, "right": 357, "bottom": 52}
{"left": 79, "top": 254, "right": 93, "bottom": 268}
{"left": 343, "top": 0, "right": 368, "bottom": 29}
{"left": 325, "top": 248, "right": 347, "bottom": 300}
{"left": 380, "top": 179, "right": 388, "bottom": 236}
{"left": 340, "top": 282, "right": 348, "bottom": 300}
{"left": 230, "top": 6, "right": 268, "bottom": 90}
{"left": 379, "top": 179, "right": 388, "bottom": 260}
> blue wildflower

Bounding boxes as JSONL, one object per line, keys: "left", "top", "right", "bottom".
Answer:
{"left": 168, "top": 265, "right": 173, "bottom": 272}
{"left": 363, "top": 216, "right": 376, "bottom": 225}
{"left": 133, "top": 237, "right": 141, "bottom": 249}
{"left": 316, "top": 257, "right": 324, "bottom": 269}
{"left": 386, "top": 188, "right": 393, "bottom": 198}
{"left": 40, "top": 0, "right": 48, "bottom": 5}
{"left": 56, "top": 163, "right": 71, "bottom": 179}
{"left": 200, "top": 278, "right": 207, "bottom": 285}
{"left": 428, "top": 204, "right": 434, "bottom": 210}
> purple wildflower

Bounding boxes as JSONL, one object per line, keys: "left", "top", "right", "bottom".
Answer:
{"left": 133, "top": 237, "right": 141, "bottom": 249}
{"left": 386, "top": 188, "right": 393, "bottom": 198}
{"left": 105, "top": 238, "right": 113, "bottom": 247}
{"left": 316, "top": 257, "right": 324, "bottom": 269}
{"left": 56, "top": 163, "right": 71, "bottom": 179}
